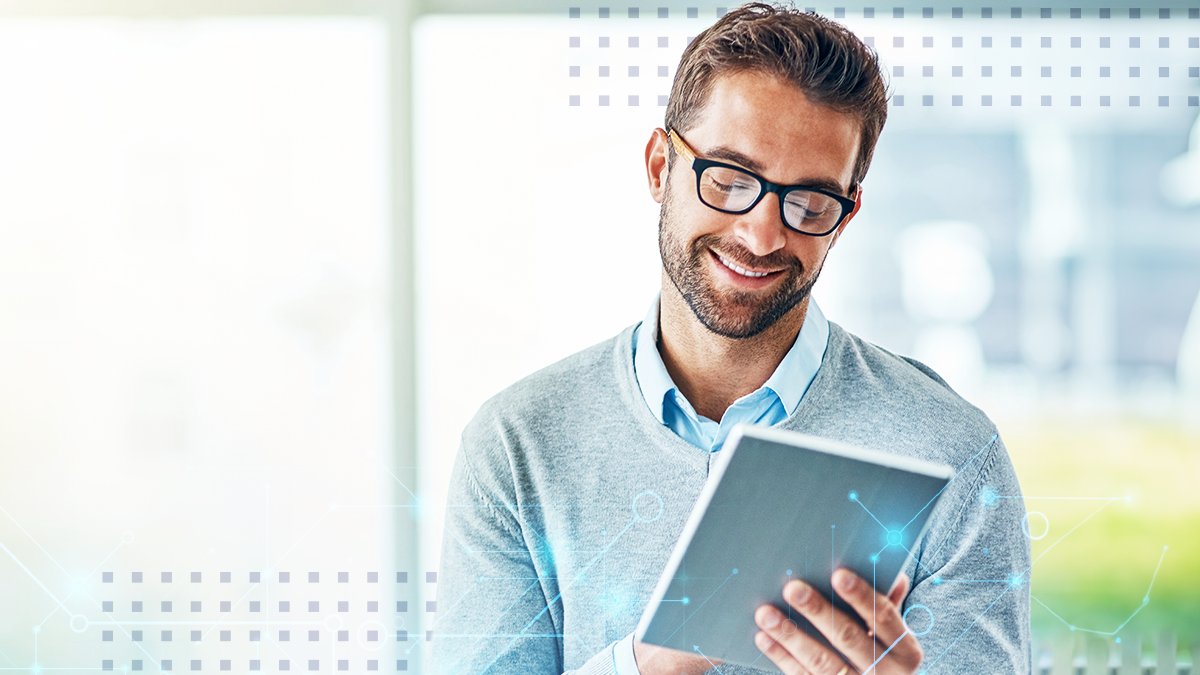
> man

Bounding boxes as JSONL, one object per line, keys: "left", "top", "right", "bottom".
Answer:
{"left": 432, "top": 5, "right": 1030, "bottom": 674}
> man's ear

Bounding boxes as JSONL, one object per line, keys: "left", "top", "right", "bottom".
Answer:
{"left": 645, "top": 128, "right": 671, "bottom": 204}
{"left": 828, "top": 183, "right": 863, "bottom": 249}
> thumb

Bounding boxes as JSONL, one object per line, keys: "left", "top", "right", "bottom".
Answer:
{"left": 888, "top": 572, "right": 911, "bottom": 607}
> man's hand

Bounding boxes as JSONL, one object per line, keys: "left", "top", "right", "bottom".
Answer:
{"left": 633, "top": 639, "right": 722, "bottom": 675}
{"left": 753, "top": 570, "right": 923, "bottom": 675}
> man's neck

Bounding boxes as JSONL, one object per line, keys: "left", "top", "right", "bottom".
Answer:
{"left": 656, "top": 274, "right": 808, "bottom": 423}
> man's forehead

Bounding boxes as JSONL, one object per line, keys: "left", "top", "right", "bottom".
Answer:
{"left": 684, "top": 71, "right": 861, "bottom": 193}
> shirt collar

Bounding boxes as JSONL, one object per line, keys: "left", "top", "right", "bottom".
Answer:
{"left": 633, "top": 294, "right": 829, "bottom": 423}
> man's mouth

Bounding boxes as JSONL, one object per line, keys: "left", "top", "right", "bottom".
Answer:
{"left": 714, "top": 251, "right": 777, "bottom": 278}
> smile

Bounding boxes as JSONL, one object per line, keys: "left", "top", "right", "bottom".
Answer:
{"left": 714, "top": 252, "right": 776, "bottom": 278}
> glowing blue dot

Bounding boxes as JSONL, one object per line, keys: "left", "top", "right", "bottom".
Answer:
{"left": 831, "top": 525, "right": 836, "bottom": 529}
{"left": 29, "top": 663, "right": 44, "bottom": 675}
{"left": 887, "top": 531, "right": 901, "bottom": 546}
{"left": 786, "top": 569, "right": 792, "bottom": 575}
{"left": 848, "top": 491, "right": 858, "bottom": 501}
{"left": 681, "top": 597, "right": 690, "bottom": 605}
{"left": 1116, "top": 637, "right": 1122, "bottom": 644}
{"left": 870, "top": 554, "right": 879, "bottom": 563}
{"left": 1069, "top": 626, "right": 1076, "bottom": 631}
{"left": 1143, "top": 597, "right": 1148, "bottom": 604}
{"left": 932, "top": 577, "right": 942, "bottom": 585}
{"left": 982, "top": 548, "right": 988, "bottom": 554}
{"left": 732, "top": 568, "right": 738, "bottom": 574}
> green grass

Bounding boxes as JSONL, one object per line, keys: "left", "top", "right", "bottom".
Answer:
{"left": 999, "top": 418, "right": 1200, "bottom": 640}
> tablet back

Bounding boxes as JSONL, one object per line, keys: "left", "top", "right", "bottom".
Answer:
{"left": 636, "top": 425, "right": 953, "bottom": 672}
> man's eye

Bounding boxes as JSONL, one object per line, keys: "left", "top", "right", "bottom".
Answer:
{"left": 712, "top": 178, "right": 756, "bottom": 193}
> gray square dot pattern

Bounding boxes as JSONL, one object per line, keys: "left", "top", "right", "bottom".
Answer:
{"left": 1071, "top": 95, "right": 1081, "bottom": 106}
{"left": 952, "top": 65, "right": 963, "bottom": 77}
{"left": 1100, "top": 37, "right": 1110, "bottom": 48}
{"left": 923, "top": 36, "right": 933, "bottom": 48}
{"left": 952, "top": 7, "right": 963, "bottom": 18}
{"left": 309, "top": 572, "right": 319, "bottom": 583}
{"left": 1071, "top": 66, "right": 1081, "bottom": 77}
{"left": 922, "top": 66, "right": 933, "bottom": 77}
{"left": 1040, "top": 37, "right": 1051, "bottom": 48}
{"left": 952, "top": 36, "right": 963, "bottom": 47}
{"left": 952, "top": 94, "right": 963, "bottom": 106}
{"left": 1129, "top": 37, "right": 1140, "bottom": 48}
{"left": 1011, "top": 37, "right": 1021, "bottom": 48}
{"left": 658, "top": 66, "right": 669, "bottom": 77}
{"left": 1159, "top": 37, "right": 1168, "bottom": 48}
{"left": 279, "top": 572, "right": 290, "bottom": 583}
{"left": 922, "top": 7, "right": 932, "bottom": 18}
{"left": 982, "top": 37, "right": 992, "bottom": 47}
{"left": 1071, "top": 37, "right": 1081, "bottom": 48}
{"left": 191, "top": 572, "right": 201, "bottom": 583}
{"left": 1041, "top": 66, "right": 1051, "bottom": 77}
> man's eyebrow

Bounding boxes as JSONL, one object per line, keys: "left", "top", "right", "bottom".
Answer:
{"left": 703, "top": 144, "right": 850, "bottom": 196}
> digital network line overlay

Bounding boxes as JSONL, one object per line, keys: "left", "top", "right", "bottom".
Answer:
{"left": 0, "top": 459, "right": 432, "bottom": 673}
{"left": 438, "top": 433, "right": 1168, "bottom": 675}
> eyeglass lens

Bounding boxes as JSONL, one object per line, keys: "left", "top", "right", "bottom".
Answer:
{"left": 697, "top": 165, "right": 844, "bottom": 234}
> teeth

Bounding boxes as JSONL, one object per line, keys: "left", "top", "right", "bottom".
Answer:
{"left": 717, "top": 254, "right": 771, "bottom": 278}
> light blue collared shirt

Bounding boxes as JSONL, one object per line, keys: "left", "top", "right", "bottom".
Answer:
{"left": 632, "top": 295, "right": 829, "bottom": 452}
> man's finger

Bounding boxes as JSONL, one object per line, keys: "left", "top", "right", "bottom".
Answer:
{"left": 754, "top": 607, "right": 845, "bottom": 675}
{"left": 887, "top": 572, "right": 911, "bottom": 608}
{"left": 830, "top": 569, "right": 922, "bottom": 668}
{"left": 773, "top": 580, "right": 882, "bottom": 673}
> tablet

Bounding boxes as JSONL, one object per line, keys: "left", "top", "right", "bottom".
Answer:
{"left": 635, "top": 425, "right": 954, "bottom": 672}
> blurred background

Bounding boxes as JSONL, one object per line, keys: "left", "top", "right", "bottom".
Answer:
{"left": 0, "top": 1, "right": 1197, "bottom": 673}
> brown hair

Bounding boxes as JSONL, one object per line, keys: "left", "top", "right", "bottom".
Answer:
{"left": 665, "top": 3, "right": 888, "bottom": 187}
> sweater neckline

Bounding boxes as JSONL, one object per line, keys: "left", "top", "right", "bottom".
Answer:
{"left": 609, "top": 320, "right": 845, "bottom": 472}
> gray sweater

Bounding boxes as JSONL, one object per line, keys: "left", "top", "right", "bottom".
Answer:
{"left": 433, "top": 322, "right": 1031, "bottom": 675}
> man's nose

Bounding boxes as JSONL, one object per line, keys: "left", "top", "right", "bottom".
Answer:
{"left": 731, "top": 192, "right": 788, "bottom": 257}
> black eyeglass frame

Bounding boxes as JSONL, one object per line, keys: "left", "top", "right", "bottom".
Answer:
{"left": 667, "top": 129, "right": 859, "bottom": 237}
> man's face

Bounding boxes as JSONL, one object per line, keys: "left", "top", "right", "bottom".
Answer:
{"left": 653, "top": 70, "right": 862, "bottom": 339}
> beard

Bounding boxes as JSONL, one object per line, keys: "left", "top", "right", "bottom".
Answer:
{"left": 658, "top": 185, "right": 822, "bottom": 340}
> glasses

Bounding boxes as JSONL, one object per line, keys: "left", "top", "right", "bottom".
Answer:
{"left": 667, "top": 129, "right": 857, "bottom": 237}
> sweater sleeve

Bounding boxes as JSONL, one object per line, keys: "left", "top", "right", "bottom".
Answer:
{"left": 900, "top": 434, "right": 1033, "bottom": 674}
{"left": 430, "top": 432, "right": 623, "bottom": 675}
